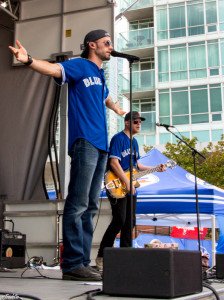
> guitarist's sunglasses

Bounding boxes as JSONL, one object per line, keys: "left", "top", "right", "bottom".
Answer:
{"left": 133, "top": 120, "right": 142, "bottom": 124}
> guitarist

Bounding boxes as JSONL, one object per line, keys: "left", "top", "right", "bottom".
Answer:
{"left": 95, "top": 111, "right": 166, "bottom": 272}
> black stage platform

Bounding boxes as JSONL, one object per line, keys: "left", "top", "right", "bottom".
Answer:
{"left": 0, "top": 268, "right": 224, "bottom": 300}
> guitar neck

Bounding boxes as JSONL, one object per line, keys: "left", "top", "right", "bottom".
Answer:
{"left": 133, "top": 165, "right": 164, "bottom": 180}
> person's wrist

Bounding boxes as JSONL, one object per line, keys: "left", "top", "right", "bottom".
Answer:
{"left": 24, "top": 54, "right": 33, "bottom": 66}
{"left": 114, "top": 104, "right": 119, "bottom": 113}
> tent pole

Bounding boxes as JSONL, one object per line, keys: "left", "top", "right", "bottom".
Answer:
{"left": 211, "top": 215, "right": 216, "bottom": 267}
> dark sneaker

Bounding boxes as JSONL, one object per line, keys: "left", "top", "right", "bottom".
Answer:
{"left": 86, "top": 265, "right": 102, "bottom": 275}
{"left": 62, "top": 266, "right": 102, "bottom": 281}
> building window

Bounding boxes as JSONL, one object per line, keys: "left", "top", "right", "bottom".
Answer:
{"left": 159, "top": 91, "right": 170, "bottom": 124}
{"left": 220, "top": 39, "right": 224, "bottom": 74}
{"left": 170, "top": 44, "right": 187, "bottom": 80}
{"left": 159, "top": 84, "right": 222, "bottom": 126}
{"left": 208, "top": 40, "right": 220, "bottom": 75}
{"left": 157, "top": 6, "right": 168, "bottom": 40}
{"left": 219, "top": 0, "right": 224, "bottom": 31}
{"left": 192, "top": 130, "right": 210, "bottom": 142}
{"left": 158, "top": 39, "right": 221, "bottom": 82}
{"left": 172, "top": 89, "right": 189, "bottom": 125}
{"left": 169, "top": 4, "right": 186, "bottom": 38}
{"left": 187, "top": 1, "right": 205, "bottom": 36}
{"left": 212, "top": 129, "right": 223, "bottom": 141}
{"left": 189, "top": 42, "right": 207, "bottom": 79}
{"left": 158, "top": 46, "right": 169, "bottom": 82}
{"left": 160, "top": 133, "right": 171, "bottom": 144}
{"left": 210, "top": 84, "right": 222, "bottom": 113}
{"left": 190, "top": 86, "right": 209, "bottom": 123}
{"left": 157, "top": 0, "right": 221, "bottom": 40}
{"left": 132, "top": 99, "right": 156, "bottom": 133}
{"left": 205, "top": 0, "right": 217, "bottom": 32}
{"left": 130, "top": 18, "right": 154, "bottom": 30}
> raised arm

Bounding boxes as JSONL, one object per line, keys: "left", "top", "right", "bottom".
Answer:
{"left": 137, "top": 162, "right": 166, "bottom": 172}
{"left": 105, "top": 95, "right": 126, "bottom": 116}
{"left": 9, "top": 40, "right": 62, "bottom": 78}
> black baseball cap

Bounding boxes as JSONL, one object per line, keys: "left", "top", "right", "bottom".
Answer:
{"left": 80, "top": 29, "right": 111, "bottom": 58}
{"left": 124, "top": 111, "right": 146, "bottom": 121}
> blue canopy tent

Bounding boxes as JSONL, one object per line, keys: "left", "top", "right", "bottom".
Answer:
{"left": 101, "top": 148, "right": 224, "bottom": 265}
{"left": 136, "top": 148, "right": 224, "bottom": 216}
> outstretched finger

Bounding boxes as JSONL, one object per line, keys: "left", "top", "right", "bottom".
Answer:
{"left": 16, "top": 39, "right": 22, "bottom": 48}
{"left": 8, "top": 46, "right": 17, "bottom": 53}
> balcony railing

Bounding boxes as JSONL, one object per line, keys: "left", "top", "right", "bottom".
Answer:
{"left": 118, "top": 69, "right": 155, "bottom": 93}
{"left": 117, "top": 28, "right": 154, "bottom": 51}
{"left": 119, "top": 0, "right": 153, "bottom": 12}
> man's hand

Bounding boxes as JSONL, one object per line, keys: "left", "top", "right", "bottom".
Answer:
{"left": 9, "top": 40, "right": 29, "bottom": 64}
{"left": 105, "top": 97, "right": 126, "bottom": 116}
{"left": 113, "top": 100, "right": 126, "bottom": 116}
{"left": 9, "top": 40, "right": 62, "bottom": 78}
{"left": 125, "top": 181, "right": 136, "bottom": 195}
{"left": 157, "top": 164, "right": 166, "bottom": 172}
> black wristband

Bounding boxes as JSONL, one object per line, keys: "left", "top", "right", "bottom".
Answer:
{"left": 24, "top": 54, "right": 33, "bottom": 66}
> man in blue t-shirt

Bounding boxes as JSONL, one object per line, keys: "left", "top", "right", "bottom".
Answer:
{"left": 96, "top": 111, "right": 166, "bottom": 272}
{"left": 9, "top": 29, "right": 125, "bottom": 281}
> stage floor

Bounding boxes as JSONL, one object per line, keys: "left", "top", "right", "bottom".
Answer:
{"left": 0, "top": 268, "right": 223, "bottom": 300}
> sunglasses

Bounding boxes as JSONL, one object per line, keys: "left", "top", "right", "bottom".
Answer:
{"left": 95, "top": 40, "right": 113, "bottom": 47}
{"left": 133, "top": 120, "right": 142, "bottom": 124}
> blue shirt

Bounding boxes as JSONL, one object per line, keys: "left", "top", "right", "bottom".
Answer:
{"left": 56, "top": 58, "right": 109, "bottom": 154}
{"left": 109, "top": 131, "right": 140, "bottom": 171}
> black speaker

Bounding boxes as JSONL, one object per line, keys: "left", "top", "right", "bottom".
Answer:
{"left": 0, "top": 230, "right": 26, "bottom": 269}
{"left": 216, "top": 253, "right": 224, "bottom": 279}
{"left": 103, "top": 248, "right": 202, "bottom": 298}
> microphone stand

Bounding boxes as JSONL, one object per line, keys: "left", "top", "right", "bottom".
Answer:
{"left": 127, "top": 56, "right": 138, "bottom": 247}
{"left": 164, "top": 127, "right": 206, "bottom": 252}
{"left": 116, "top": 52, "right": 140, "bottom": 247}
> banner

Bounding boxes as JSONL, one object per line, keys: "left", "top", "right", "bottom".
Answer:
{"left": 171, "top": 226, "right": 208, "bottom": 240}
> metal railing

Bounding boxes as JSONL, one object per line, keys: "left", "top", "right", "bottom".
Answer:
{"left": 117, "top": 28, "right": 154, "bottom": 51}
{"left": 118, "top": 69, "right": 155, "bottom": 93}
{"left": 119, "top": 0, "right": 153, "bottom": 12}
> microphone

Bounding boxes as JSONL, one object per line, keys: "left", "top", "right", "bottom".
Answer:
{"left": 156, "top": 122, "right": 174, "bottom": 129}
{"left": 110, "top": 50, "right": 140, "bottom": 61}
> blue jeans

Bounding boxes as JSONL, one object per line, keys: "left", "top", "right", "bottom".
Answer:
{"left": 62, "top": 139, "right": 107, "bottom": 273}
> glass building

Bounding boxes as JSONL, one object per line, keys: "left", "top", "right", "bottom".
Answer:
{"left": 114, "top": 0, "right": 224, "bottom": 152}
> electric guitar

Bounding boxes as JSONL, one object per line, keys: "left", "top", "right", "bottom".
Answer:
{"left": 104, "top": 160, "right": 176, "bottom": 199}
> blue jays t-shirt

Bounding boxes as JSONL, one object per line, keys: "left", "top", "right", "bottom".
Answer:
{"left": 109, "top": 131, "right": 140, "bottom": 171}
{"left": 56, "top": 58, "right": 109, "bottom": 154}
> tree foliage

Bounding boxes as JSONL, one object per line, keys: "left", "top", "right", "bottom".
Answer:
{"left": 143, "top": 144, "right": 153, "bottom": 153}
{"left": 162, "top": 135, "right": 224, "bottom": 189}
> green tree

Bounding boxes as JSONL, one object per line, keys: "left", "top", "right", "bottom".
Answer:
{"left": 163, "top": 136, "right": 200, "bottom": 175}
{"left": 162, "top": 135, "right": 224, "bottom": 189}
{"left": 143, "top": 144, "right": 153, "bottom": 153}
{"left": 197, "top": 136, "right": 224, "bottom": 189}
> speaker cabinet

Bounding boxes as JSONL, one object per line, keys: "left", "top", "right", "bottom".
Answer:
{"left": 103, "top": 248, "right": 202, "bottom": 298}
{"left": 0, "top": 230, "right": 26, "bottom": 269}
{"left": 216, "top": 254, "right": 224, "bottom": 279}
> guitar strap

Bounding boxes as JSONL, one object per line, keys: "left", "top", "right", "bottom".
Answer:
{"left": 133, "top": 142, "right": 138, "bottom": 169}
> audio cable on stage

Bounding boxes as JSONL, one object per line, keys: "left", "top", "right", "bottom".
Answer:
{"left": 202, "top": 282, "right": 220, "bottom": 300}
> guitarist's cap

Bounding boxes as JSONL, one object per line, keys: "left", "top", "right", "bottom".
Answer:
{"left": 124, "top": 111, "right": 146, "bottom": 121}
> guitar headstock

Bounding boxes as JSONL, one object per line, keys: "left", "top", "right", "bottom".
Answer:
{"left": 165, "top": 160, "right": 177, "bottom": 169}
